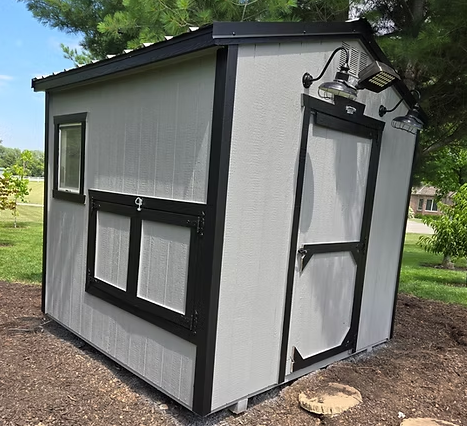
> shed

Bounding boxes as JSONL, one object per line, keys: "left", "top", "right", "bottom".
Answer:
{"left": 32, "top": 20, "right": 419, "bottom": 416}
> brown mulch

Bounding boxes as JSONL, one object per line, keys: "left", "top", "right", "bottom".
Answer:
{"left": 1, "top": 281, "right": 466, "bottom": 426}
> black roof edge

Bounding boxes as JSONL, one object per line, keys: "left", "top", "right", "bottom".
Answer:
{"left": 31, "top": 19, "right": 423, "bottom": 116}
{"left": 32, "top": 25, "right": 216, "bottom": 92}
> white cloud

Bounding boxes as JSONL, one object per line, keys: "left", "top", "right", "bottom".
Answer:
{"left": 0, "top": 75, "right": 13, "bottom": 81}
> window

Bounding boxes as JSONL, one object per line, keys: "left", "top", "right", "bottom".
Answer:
{"left": 426, "top": 199, "right": 438, "bottom": 212}
{"left": 417, "top": 198, "right": 424, "bottom": 211}
{"left": 53, "top": 113, "right": 87, "bottom": 203}
{"left": 86, "top": 190, "right": 204, "bottom": 342}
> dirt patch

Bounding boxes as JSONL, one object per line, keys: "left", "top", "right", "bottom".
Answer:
{"left": 0, "top": 282, "right": 466, "bottom": 425}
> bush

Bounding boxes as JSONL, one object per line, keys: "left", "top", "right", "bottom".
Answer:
{"left": 414, "top": 213, "right": 442, "bottom": 221}
{"left": 418, "top": 184, "right": 467, "bottom": 269}
{"left": 408, "top": 206, "right": 415, "bottom": 219}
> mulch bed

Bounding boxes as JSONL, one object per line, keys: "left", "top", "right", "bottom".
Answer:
{"left": 0, "top": 281, "right": 466, "bottom": 426}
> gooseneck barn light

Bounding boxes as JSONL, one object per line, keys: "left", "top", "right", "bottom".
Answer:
{"left": 379, "top": 90, "right": 424, "bottom": 134}
{"left": 302, "top": 48, "right": 401, "bottom": 101}
{"left": 302, "top": 47, "right": 358, "bottom": 100}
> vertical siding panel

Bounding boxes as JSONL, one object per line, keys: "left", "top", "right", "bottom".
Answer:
{"left": 52, "top": 54, "right": 215, "bottom": 203}
{"left": 46, "top": 52, "right": 214, "bottom": 409}
{"left": 137, "top": 222, "right": 190, "bottom": 314}
{"left": 212, "top": 39, "right": 415, "bottom": 410}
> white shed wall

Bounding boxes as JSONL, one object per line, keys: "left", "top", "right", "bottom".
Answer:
{"left": 45, "top": 52, "right": 218, "bottom": 408}
{"left": 212, "top": 40, "right": 415, "bottom": 410}
{"left": 356, "top": 99, "right": 415, "bottom": 350}
{"left": 50, "top": 53, "right": 216, "bottom": 204}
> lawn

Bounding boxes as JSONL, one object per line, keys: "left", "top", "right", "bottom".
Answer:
{"left": 0, "top": 206, "right": 43, "bottom": 284}
{"left": 24, "top": 180, "right": 44, "bottom": 205}
{"left": 0, "top": 208, "right": 467, "bottom": 304}
{"left": 399, "top": 233, "right": 467, "bottom": 306}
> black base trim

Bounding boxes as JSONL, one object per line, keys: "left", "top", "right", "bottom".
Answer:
{"left": 292, "top": 328, "right": 354, "bottom": 372}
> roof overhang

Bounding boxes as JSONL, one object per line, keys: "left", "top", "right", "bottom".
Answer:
{"left": 31, "top": 19, "right": 421, "bottom": 111}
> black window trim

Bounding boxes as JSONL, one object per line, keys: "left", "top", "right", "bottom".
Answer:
{"left": 86, "top": 190, "right": 204, "bottom": 343}
{"left": 53, "top": 112, "right": 87, "bottom": 204}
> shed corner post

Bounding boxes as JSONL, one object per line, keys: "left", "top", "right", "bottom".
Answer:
{"left": 390, "top": 132, "right": 420, "bottom": 338}
{"left": 41, "top": 91, "right": 50, "bottom": 313}
{"left": 192, "top": 44, "right": 239, "bottom": 416}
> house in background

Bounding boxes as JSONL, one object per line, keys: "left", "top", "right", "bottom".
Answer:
{"left": 410, "top": 186, "right": 453, "bottom": 216}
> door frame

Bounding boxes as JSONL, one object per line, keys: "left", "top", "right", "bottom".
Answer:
{"left": 278, "top": 94, "right": 385, "bottom": 382}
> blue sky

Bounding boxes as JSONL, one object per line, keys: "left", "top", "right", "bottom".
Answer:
{"left": 0, "top": 1, "right": 82, "bottom": 152}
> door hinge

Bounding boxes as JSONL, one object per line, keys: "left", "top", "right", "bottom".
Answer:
{"left": 191, "top": 310, "right": 199, "bottom": 332}
{"left": 187, "top": 212, "right": 205, "bottom": 236}
{"left": 196, "top": 213, "right": 205, "bottom": 236}
{"left": 356, "top": 239, "right": 367, "bottom": 255}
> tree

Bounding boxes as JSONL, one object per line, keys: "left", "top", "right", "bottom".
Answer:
{"left": 20, "top": 0, "right": 467, "bottom": 178}
{"left": 356, "top": 0, "right": 467, "bottom": 170}
{"left": 418, "top": 184, "right": 467, "bottom": 275}
{"left": 414, "top": 146, "right": 467, "bottom": 196}
{"left": 1, "top": 151, "right": 32, "bottom": 228}
{"left": 19, "top": 0, "right": 130, "bottom": 63}
{"left": 19, "top": 0, "right": 349, "bottom": 63}
{"left": 0, "top": 173, "right": 15, "bottom": 213}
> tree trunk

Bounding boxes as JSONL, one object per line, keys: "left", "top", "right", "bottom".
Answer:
{"left": 442, "top": 254, "right": 455, "bottom": 270}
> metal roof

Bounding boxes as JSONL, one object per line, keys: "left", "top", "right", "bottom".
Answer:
{"left": 31, "top": 19, "right": 419, "bottom": 108}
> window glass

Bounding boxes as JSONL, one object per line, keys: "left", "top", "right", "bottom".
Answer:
{"left": 58, "top": 124, "right": 81, "bottom": 192}
{"left": 426, "top": 199, "right": 433, "bottom": 211}
{"left": 417, "top": 198, "right": 424, "bottom": 211}
{"left": 432, "top": 201, "right": 438, "bottom": 211}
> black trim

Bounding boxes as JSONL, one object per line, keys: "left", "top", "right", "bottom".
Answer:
{"left": 86, "top": 191, "right": 203, "bottom": 343}
{"left": 192, "top": 46, "right": 238, "bottom": 416}
{"left": 211, "top": 20, "right": 372, "bottom": 40}
{"left": 299, "top": 242, "right": 362, "bottom": 272}
{"left": 292, "top": 333, "right": 353, "bottom": 371}
{"left": 302, "top": 94, "right": 384, "bottom": 132}
{"left": 53, "top": 113, "right": 87, "bottom": 204}
{"left": 32, "top": 28, "right": 215, "bottom": 92}
{"left": 278, "top": 106, "right": 312, "bottom": 382}
{"left": 41, "top": 92, "right": 49, "bottom": 313}
{"left": 279, "top": 94, "right": 383, "bottom": 379}
{"left": 88, "top": 189, "right": 205, "bottom": 216}
{"left": 31, "top": 20, "right": 422, "bottom": 115}
{"left": 52, "top": 189, "right": 86, "bottom": 203}
{"left": 390, "top": 133, "right": 420, "bottom": 338}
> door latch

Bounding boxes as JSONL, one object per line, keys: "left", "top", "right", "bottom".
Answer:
{"left": 298, "top": 247, "right": 308, "bottom": 271}
{"left": 135, "top": 197, "right": 143, "bottom": 212}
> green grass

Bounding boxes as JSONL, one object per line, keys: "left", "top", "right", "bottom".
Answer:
{"left": 0, "top": 205, "right": 43, "bottom": 223}
{"left": 400, "top": 233, "right": 467, "bottom": 306}
{"left": 24, "top": 180, "right": 44, "bottom": 205}
{"left": 0, "top": 219, "right": 42, "bottom": 284}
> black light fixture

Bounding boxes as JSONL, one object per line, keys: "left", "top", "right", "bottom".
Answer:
{"left": 379, "top": 90, "right": 424, "bottom": 134}
{"left": 356, "top": 61, "right": 400, "bottom": 93}
{"left": 302, "top": 47, "right": 358, "bottom": 100}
